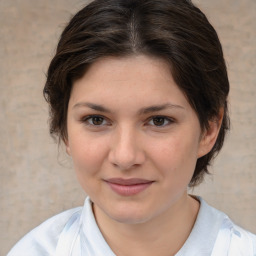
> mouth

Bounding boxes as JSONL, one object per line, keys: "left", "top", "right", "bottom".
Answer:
{"left": 104, "top": 178, "right": 154, "bottom": 196}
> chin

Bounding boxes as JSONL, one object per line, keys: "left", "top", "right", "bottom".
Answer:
{"left": 112, "top": 214, "right": 150, "bottom": 225}
{"left": 105, "top": 205, "right": 153, "bottom": 225}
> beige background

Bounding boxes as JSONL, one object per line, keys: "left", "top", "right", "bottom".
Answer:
{"left": 1, "top": 0, "right": 255, "bottom": 255}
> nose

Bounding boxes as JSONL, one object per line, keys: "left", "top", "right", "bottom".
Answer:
{"left": 108, "top": 126, "right": 146, "bottom": 170}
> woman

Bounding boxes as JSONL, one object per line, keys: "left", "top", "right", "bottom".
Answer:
{"left": 8, "top": 0, "right": 256, "bottom": 255}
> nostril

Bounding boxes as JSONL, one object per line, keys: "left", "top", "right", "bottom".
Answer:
{"left": 108, "top": 149, "right": 146, "bottom": 171}
{"left": 108, "top": 129, "right": 146, "bottom": 170}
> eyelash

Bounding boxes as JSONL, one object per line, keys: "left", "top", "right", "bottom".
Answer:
{"left": 81, "top": 115, "right": 175, "bottom": 128}
{"left": 147, "top": 116, "right": 174, "bottom": 127}
{"left": 81, "top": 115, "right": 110, "bottom": 126}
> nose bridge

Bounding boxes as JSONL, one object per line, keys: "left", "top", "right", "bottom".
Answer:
{"left": 109, "top": 124, "right": 144, "bottom": 170}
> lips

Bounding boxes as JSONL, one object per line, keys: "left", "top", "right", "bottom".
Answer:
{"left": 104, "top": 178, "right": 154, "bottom": 196}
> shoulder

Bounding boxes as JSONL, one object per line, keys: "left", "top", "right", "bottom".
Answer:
{"left": 196, "top": 197, "right": 256, "bottom": 255}
{"left": 7, "top": 207, "right": 82, "bottom": 256}
{"left": 205, "top": 203, "right": 256, "bottom": 255}
{"left": 229, "top": 222, "right": 256, "bottom": 253}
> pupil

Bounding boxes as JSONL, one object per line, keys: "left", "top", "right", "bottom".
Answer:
{"left": 153, "top": 117, "right": 164, "bottom": 126}
{"left": 93, "top": 117, "right": 103, "bottom": 125}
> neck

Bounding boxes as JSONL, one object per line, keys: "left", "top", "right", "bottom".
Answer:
{"left": 93, "top": 193, "right": 199, "bottom": 256}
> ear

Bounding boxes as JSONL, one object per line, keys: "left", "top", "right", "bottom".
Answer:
{"left": 64, "top": 138, "right": 71, "bottom": 156}
{"left": 197, "top": 108, "right": 224, "bottom": 158}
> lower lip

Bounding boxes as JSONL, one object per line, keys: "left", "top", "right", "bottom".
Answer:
{"left": 106, "top": 182, "right": 153, "bottom": 196}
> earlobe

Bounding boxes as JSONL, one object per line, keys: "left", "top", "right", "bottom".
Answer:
{"left": 197, "top": 109, "right": 224, "bottom": 158}
{"left": 64, "top": 139, "right": 71, "bottom": 156}
{"left": 66, "top": 146, "right": 71, "bottom": 156}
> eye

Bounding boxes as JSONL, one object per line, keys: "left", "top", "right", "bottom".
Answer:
{"left": 82, "top": 115, "right": 109, "bottom": 126}
{"left": 147, "top": 116, "right": 174, "bottom": 127}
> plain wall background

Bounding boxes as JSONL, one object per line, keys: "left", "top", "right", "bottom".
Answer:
{"left": 1, "top": 0, "right": 255, "bottom": 255}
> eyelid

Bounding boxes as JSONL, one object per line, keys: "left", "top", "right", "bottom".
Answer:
{"left": 80, "top": 114, "right": 175, "bottom": 128}
{"left": 146, "top": 115, "right": 175, "bottom": 127}
{"left": 81, "top": 114, "right": 111, "bottom": 126}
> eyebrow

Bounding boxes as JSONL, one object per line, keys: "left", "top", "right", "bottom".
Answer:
{"left": 73, "top": 102, "right": 111, "bottom": 113}
{"left": 138, "top": 103, "right": 184, "bottom": 115}
{"left": 72, "top": 102, "right": 184, "bottom": 114}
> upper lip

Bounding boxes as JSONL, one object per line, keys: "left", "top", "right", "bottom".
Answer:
{"left": 105, "top": 178, "right": 154, "bottom": 185}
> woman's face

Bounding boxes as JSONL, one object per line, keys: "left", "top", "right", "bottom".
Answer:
{"left": 66, "top": 55, "right": 214, "bottom": 224}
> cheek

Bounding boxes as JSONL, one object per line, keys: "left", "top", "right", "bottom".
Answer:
{"left": 149, "top": 135, "right": 199, "bottom": 178}
{"left": 69, "top": 135, "right": 109, "bottom": 175}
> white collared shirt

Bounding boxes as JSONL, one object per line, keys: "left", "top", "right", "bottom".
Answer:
{"left": 8, "top": 197, "right": 256, "bottom": 256}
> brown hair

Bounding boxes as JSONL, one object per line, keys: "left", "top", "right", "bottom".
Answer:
{"left": 43, "top": 0, "right": 230, "bottom": 186}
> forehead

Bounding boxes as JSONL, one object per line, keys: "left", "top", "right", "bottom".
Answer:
{"left": 82, "top": 55, "right": 173, "bottom": 84}
{"left": 69, "top": 55, "right": 192, "bottom": 112}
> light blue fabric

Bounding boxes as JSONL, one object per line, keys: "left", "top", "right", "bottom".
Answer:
{"left": 211, "top": 217, "right": 256, "bottom": 256}
{"left": 7, "top": 197, "right": 256, "bottom": 256}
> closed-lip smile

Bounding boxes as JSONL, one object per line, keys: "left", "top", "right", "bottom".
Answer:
{"left": 104, "top": 178, "right": 154, "bottom": 196}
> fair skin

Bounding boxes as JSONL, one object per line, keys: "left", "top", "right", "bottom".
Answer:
{"left": 65, "top": 55, "right": 222, "bottom": 256}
